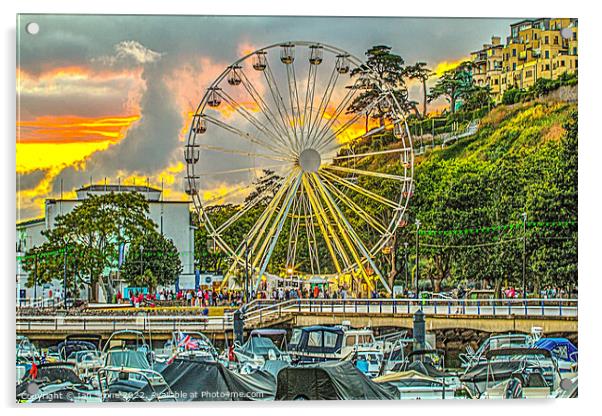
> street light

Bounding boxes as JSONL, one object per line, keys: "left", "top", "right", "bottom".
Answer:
{"left": 404, "top": 242, "right": 409, "bottom": 295}
{"left": 415, "top": 219, "right": 421, "bottom": 299}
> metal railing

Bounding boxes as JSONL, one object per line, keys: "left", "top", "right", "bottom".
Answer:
{"left": 17, "top": 297, "right": 65, "bottom": 309}
{"left": 243, "top": 298, "right": 578, "bottom": 325}
{"left": 16, "top": 314, "right": 234, "bottom": 333}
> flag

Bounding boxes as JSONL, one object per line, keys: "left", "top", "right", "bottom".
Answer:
{"left": 118, "top": 243, "right": 126, "bottom": 268}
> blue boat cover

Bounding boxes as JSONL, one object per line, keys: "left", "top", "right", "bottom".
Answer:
{"left": 534, "top": 338, "right": 578, "bottom": 363}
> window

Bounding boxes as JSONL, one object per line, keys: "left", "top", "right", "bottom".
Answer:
{"left": 545, "top": 64, "right": 550, "bottom": 71}
{"left": 345, "top": 336, "right": 355, "bottom": 347}
{"left": 573, "top": 47, "right": 577, "bottom": 56}
{"left": 554, "top": 36, "right": 559, "bottom": 45}
{"left": 545, "top": 50, "right": 550, "bottom": 59}
{"left": 323, "top": 332, "right": 338, "bottom": 348}
{"left": 534, "top": 33, "right": 538, "bottom": 40}
{"left": 573, "top": 32, "right": 577, "bottom": 41}
{"left": 561, "top": 60, "right": 565, "bottom": 67}
{"left": 308, "top": 331, "right": 322, "bottom": 347}
{"left": 512, "top": 49, "right": 517, "bottom": 57}
{"left": 513, "top": 63, "right": 517, "bottom": 70}
{"left": 525, "top": 70, "right": 532, "bottom": 78}
{"left": 545, "top": 36, "right": 549, "bottom": 44}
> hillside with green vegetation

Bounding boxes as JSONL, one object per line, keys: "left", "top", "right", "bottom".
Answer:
{"left": 373, "top": 99, "right": 577, "bottom": 294}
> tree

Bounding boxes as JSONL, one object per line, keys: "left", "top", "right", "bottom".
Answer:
{"left": 21, "top": 192, "right": 156, "bottom": 301}
{"left": 405, "top": 62, "right": 432, "bottom": 118}
{"left": 428, "top": 61, "right": 474, "bottom": 114}
{"left": 347, "top": 45, "right": 418, "bottom": 132}
{"left": 121, "top": 229, "right": 183, "bottom": 291}
{"left": 461, "top": 84, "right": 492, "bottom": 112}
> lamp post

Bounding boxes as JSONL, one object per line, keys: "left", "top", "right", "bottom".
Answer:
{"left": 63, "top": 245, "right": 68, "bottom": 308}
{"left": 404, "top": 242, "right": 409, "bottom": 295}
{"left": 415, "top": 219, "right": 421, "bottom": 299}
{"left": 522, "top": 212, "right": 528, "bottom": 299}
{"left": 243, "top": 240, "right": 250, "bottom": 304}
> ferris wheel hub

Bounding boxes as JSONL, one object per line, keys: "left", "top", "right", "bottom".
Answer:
{"left": 298, "top": 148, "right": 321, "bottom": 173}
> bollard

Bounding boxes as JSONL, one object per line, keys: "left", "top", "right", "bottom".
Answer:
{"left": 413, "top": 309, "right": 426, "bottom": 350}
{"left": 233, "top": 310, "right": 244, "bottom": 345}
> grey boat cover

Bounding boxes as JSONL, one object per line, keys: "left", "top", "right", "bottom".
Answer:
{"left": 104, "top": 350, "right": 151, "bottom": 369}
{"left": 239, "top": 337, "right": 282, "bottom": 357}
{"left": 276, "top": 361, "right": 399, "bottom": 400}
{"left": 460, "top": 361, "right": 525, "bottom": 383}
{"left": 262, "top": 360, "right": 290, "bottom": 377}
{"left": 158, "top": 358, "right": 276, "bottom": 401}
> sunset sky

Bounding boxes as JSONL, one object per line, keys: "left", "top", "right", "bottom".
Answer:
{"left": 16, "top": 15, "right": 516, "bottom": 221}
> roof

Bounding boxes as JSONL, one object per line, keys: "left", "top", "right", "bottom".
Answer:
{"left": 76, "top": 184, "right": 162, "bottom": 193}
{"left": 17, "top": 218, "right": 44, "bottom": 228}
{"left": 300, "top": 325, "right": 345, "bottom": 334}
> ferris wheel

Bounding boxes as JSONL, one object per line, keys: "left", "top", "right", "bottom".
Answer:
{"left": 185, "top": 41, "right": 413, "bottom": 295}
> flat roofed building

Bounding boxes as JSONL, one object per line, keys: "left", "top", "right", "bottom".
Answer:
{"left": 16, "top": 184, "right": 195, "bottom": 301}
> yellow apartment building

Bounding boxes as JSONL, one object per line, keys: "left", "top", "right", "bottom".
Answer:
{"left": 470, "top": 18, "right": 577, "bottom": 101}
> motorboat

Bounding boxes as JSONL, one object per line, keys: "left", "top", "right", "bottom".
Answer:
{"left": 155, "top": 331, "right": 219, "bottom": 366}
{"left": 16, "top": 335, "right": 40, "bottom": 383}
{"left": 234, "top": 329, "right": 291, "bottom": 372}
{"left": 534, "top": 337, "right": 578, "bottom": 374}
{"left": 101, "top": 330, "right": 154, "bottom": 373}
{"left": 275, "top": 361, "right": 398, "bottom": 400}
{"left": 97, "top": 366, "right": 175, "bottom": 402}
{"left": 288, "top": 325, "right": 381, "bottom": 364}
{"left": 16, "top": 362, "right": 100, "bottom": 403}
{"left": 374, "top": 370, "right": 475, "bottom": 400}
{"left": 461, "top": 347, "right": 564, "bottom": 398}
{"left": 66, "top": 350, "right": 103, "bottom": 381}
{"left": 459, "top": 333, "right": 533, "bottom": 370}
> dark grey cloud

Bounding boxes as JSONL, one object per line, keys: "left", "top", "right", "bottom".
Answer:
{"left": 18, "top": 14, "right": 519, "bottom": 216}
{"left": 17, "top": 169, "right": 48, "bottom": 191}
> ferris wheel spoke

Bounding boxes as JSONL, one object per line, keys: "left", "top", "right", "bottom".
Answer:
{"left": 253, "top": 174, "right": 303, "bottom": 292}
{"left": 314, "top": 93, "right": 385, "bottom": 153}
{"left": 320, "top": 174, "right": 388, "bottom": 235}
{"left": 320, "top": 169, "right": 399, "bottom": 209}
{"left": 313, "top": 173, "right": 391, "bottom": 293}
{"left": 238, "top": 68, "right": 293, "bottom": 142}
{"left": 214, "top": 177, "right": 285, "bottom": 235}
{"left": 263, "top": 60, "right": 299, "bottom": 150}
{"left": 309, "top": 173, "right": 375, "bottom": 290}
{"left": 196, "top": 163, "right": 291, "bottom": 177}
{"left": 308, "top": 78, "right": 361, "bottom": 150}
{"left": 306, "top": 64, "right": 341, "bottom": 147}
{"left": 301, "top": 63, "right": 320, "bottom": 150}
{"left": 323, "top": 164, "right": 410, "bottom": 182}
{"left": 202, "top": 181, "right": 255, "bottom": 207}
{"left": 326, "top": 145, "right": 412, "bottom": 162}
{"left": 245, "top": 171, "right": 299, "bottom": 256}
{"left": 286, "top": 191, "right": 302, "bottom": 271}
{"left": 195, "top": 143, "right": 295, "bottom": 163}
{"left": 216, "top": 90, "right": 293, "bottom": 155}
{"left": 285, "top": 60, "right": 303, "bottom": 149}
{"left": 301, "top": 174, "right": 345, "bottom": 273}
{"left": 300, "top": 191, "right": 319, "bottom": 275}
{"left": 202, "top": 114, "right": 291, "bottom": 157}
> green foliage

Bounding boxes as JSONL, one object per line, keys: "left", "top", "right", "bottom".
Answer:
{"left": 347, "top": 45, "right": 418, "bottom": 121}
{"left": 428, "top": 62, "right": 474, "bottom": 114}
{"left": 20, "top": 192, "right": 156, "bottom": 300}
{"left": 121, "top": 229, "right": 182, "bottom": 290}
{"left": 502, "top": 72, "right": 578, "bottom": 105}
{"left": 410, "top": 101, "right": 577, "bottom": 293}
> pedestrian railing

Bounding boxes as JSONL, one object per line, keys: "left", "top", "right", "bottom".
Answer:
{"left": 242, "top": 298, "right": 578, "bottom": 325}
{"left": 16, "top": 314, "right": 234, "bottom": 333}
{"left": 17, "top": 297, "right": 65, "bottom": 309}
